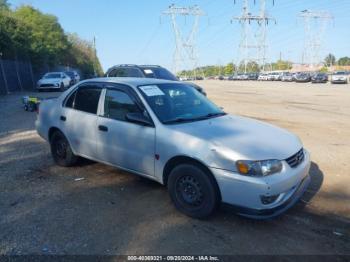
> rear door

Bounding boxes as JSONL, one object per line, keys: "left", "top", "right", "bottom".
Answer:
{"left": 96, "top": 83, "right": 156, "bottom": 176}
{"left": 61, "top": 83, "right": 103, "bottom": 159}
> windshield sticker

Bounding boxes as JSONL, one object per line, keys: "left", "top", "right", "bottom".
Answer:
{"left": 144, "top": 69, "right": 153, "bottom": 74}
{"left": 139, "top": 85, "right": 165, "bottom": 96}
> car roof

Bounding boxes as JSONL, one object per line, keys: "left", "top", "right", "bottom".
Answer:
{"left": 106, "top": 64, "right": 162, "bottom": 71}
{"left": 81, "top": 77, "right": 182, "bottom": 87}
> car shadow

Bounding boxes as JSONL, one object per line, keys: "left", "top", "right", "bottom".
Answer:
{"left": 299, "top": 161, "right": 324, "bottom": 206}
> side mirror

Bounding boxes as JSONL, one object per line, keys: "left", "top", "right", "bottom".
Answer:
{"left": 126, "top": 112, "right": 153, "bottom": 126}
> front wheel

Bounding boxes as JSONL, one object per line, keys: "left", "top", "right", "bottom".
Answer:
{"left": 50, "top": 131, "right": 78, "bottom": 167}
{"left": 168, "top": 164, "right": 220, "bottom": 218}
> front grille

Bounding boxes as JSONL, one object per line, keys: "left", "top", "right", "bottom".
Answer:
{"left": 285, "top": 148, "right": 304, "bottom": 168}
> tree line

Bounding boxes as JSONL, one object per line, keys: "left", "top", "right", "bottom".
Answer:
{"left": 179, "top": 54, "right": 350, "bottom": 78}
{"left": 324, "top": 54, "right": 350, "bottom": 67}
{"left": 179, "top": 60, "right": 293, "bottom": 77}
{"left": 0, "top": 0, "right": 103, "bottom": 78}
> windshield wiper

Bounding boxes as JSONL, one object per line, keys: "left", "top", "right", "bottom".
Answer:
{"left": 163, "top": 117, "right": 197, "bottom": 124}
{"left": 196, "top": 112, "right": 227, "bottom": 120}
{"left": 163, "top": 112, "right": 226, "bottom": 125}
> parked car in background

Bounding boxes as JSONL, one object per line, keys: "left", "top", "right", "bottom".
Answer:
{"left": 275, "top": 72, "right": 282, "bottom": 81}
{"left": 248, "top": 73, "right": 259, "bottom": 80}
{"left": 311, "top": 73, "right": 328, "bottom": 83}
{"left": 258, "top": 73, "right": 269, "bottom": 81}
{"left": 292, "top": 72, "right": 299, "bottom": 81}
{"left": 267, "top": 73, "right": 276, "bottom": 81}
{"left": 294, "top": 73, "right": 311, "bottom": 83}
{"left": 36, "top": 78, "right": 311, "bottom": 219}
{"left": 64, "top": 71, "right": 80, "bottom": 85}
{"left": 105, "top": 64, "right": 206, "bottom": 95}
{"left": 238, "top": 73, "right": 249, "bottom": 80}
{"left": 37, "top": 72, "right": 71, "bottom": 92}
{"left": 281, "top": 72, "right": 294, "bottom": 82}
{"left": 331, "top": 71, "right": 349, "bottom": 84}
{"left": 195, "top": 76, "right": 204, "bottom": 80}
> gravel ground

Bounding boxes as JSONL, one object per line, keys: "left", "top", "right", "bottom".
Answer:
{"left": 0, "top": 81, "right": 349, "bottom": 255}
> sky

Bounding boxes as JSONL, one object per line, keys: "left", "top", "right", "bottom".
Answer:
{"left": 8, "top": 0, "right": 350, "bottom": 72}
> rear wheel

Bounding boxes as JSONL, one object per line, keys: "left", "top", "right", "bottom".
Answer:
{"left": 168, "top": 164, "right": 220, "bottom": 218}
{"left": 50, "top": 131, "right": 78, "bottom": 167}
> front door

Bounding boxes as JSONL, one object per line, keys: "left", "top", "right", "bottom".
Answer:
{"left": 96, "top": 84, "right": 156, "bottom": 176}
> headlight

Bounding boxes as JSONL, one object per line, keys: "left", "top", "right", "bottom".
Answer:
{"left": 236, "top": 159, "right": 282, "bottom": 177}
{"left": 54, "top": 83, "right": 60, "bottom": 87}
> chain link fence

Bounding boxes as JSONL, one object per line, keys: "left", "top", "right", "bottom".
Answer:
{"left": 0, "top": 59, "right": 35, "bottom": 95}
{"left": 0, "top": 58, "right": 82, "bottom": 95}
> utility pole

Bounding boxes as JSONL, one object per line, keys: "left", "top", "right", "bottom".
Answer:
{"left": 299, "top": 10, "right": 333, "bottom": 69}
{"left": 232, "top": 0, "right": 276, "bottom": 73}
{"left": 163, "top": 4, "right": 205, "bottom": 78}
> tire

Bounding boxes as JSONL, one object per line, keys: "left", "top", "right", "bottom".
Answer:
{"left": 50, "top": 131, "right": 78, "bottom": 167}
{"left": 59, "top": 82, "right": 65, "bottom": 92}
{"left": 168, "top": 164, "right": 220, "bottom": 219}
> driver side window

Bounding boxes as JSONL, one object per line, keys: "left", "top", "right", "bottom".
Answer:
{"left": 104, "top": 89, "right": 140, "bottom": 121}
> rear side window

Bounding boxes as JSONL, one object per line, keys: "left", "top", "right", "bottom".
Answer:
{"left": 73, "top": 85, "right": 102, "bottom": 114}
{"left": 104, "top": 89, "right": 140, "bottom": 121}
{"left": 65, "top": 90, "right": 77, "bottom": 108}
{"left": 108, "top": 68, "right": 143, "bottom": 78}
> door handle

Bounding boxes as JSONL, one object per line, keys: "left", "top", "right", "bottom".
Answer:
{"left": 60, "top": 116, "right": 66, "bottom": 122}
{"left": 98, "top": 125, "right": 108, "bottom": 132}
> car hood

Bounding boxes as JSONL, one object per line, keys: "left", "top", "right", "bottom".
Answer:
{"left": 39, "top": 78, "right": 61, "bottom": 84}
{"left": 169, "top": 114, "right": 302, "bottom": 161}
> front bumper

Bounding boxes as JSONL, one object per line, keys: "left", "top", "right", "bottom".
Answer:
{"left": 37, "top": 83, "right": 61, "bottom": 89}
{"left": 331, "top": 79, "right": 347, "bottom": 84}
{"left": 312, "top": 79, "right": 327, "bottom": 83}
{"left": 210, "top": 150, "right": 311, "bottom": 219}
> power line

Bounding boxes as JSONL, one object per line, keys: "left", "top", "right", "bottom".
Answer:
{"left": 298, "top": 9, "right": 333, "bottom": 68}
{"left": 232, "top": 0, "right": 276, "bottom": 72}
{"left": 162, "top": 4, "right": 205, "bottom": 78}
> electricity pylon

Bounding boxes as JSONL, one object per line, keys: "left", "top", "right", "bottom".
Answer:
{"left": 232, "top": 0, "right": 275, "bottom": 73}
{"left": 163, "top": 4, "right": 205, "bottom": 78}
{"left": 298, "top": 10, "right": 333, "bottom": 69}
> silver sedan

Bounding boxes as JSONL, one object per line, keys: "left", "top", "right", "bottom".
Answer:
{"left": 36, "top": 78, "right": 311, "bottom": 219}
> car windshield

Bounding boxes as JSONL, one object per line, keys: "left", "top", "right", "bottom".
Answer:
{"left": 140, "top": 67, "right": 178, "bottom": 81}
{"left": 44, "top": 73, "right": 61, "bottom": 79}
{"left": 138, "top": 83, "right": 225, "bottom": 124}
{"left": 335, "top": 72, "right": 346, "bottom": 75}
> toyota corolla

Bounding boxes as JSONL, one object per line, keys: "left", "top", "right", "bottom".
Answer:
{"left": 36, "top": 78, "right": 311, "bottom": 219}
